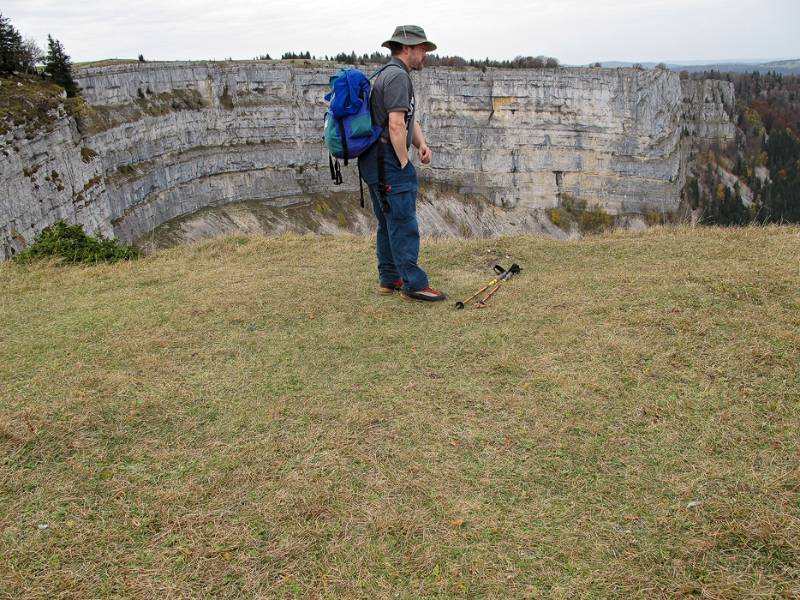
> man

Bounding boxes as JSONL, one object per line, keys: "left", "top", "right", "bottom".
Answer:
{"left": 358, "top": 25, "right": 447, "bottom": 302}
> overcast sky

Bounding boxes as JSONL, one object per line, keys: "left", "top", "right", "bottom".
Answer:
{"left": 4, "top": 0, "right": 799, "bottom": 65}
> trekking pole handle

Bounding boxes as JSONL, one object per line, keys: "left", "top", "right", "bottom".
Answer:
{"left": 476, "top": 264, "right": 521, "bottom": 308}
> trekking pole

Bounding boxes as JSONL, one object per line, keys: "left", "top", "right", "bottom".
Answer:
{"left": 454, "top": 265, "right": 503, "bottom": 310}
{"left": 475, "top": 263, "right": 522, "bottom": 309}
{"left": 455, "top": 264, "right": 521, "bottom": 309}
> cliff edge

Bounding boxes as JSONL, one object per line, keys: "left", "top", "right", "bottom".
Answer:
{"left": 0, "top": 62, "right": 735, "bottom": 259}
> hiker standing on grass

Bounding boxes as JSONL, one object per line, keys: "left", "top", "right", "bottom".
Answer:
{"left": 358, "top": 25, "right": 447, "bottom": 302}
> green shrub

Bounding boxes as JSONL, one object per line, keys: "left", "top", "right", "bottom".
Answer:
{"left": 546, "top": 208, "right": 561, "bottom": 226}
{"left": 560, "top": 192, "right": 586, "bottom": 214}
{"left": 14, "top": 220, "right": 139, "bottom": 264}
{"left": 645, "top": 210, "right": 664, "bottom": 226}
{"left": 577, "top": 205, "right": 614, "bottom": 233}
{"left": 557, "top": 193, "right": 614, "bottom": 234}
{"left": 80, "top": 146, "right": 98, "bottom": 163}
{"left": 561, "top": 192, "right": 576, "bottom": 213}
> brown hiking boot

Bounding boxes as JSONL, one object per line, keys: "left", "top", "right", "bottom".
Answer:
{"left": 378, "top": 278, "right": 403, "bottom": 295}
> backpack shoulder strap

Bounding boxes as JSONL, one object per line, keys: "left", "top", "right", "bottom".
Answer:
{"left": 369, "top": 62, "right": 405, "bottom": 81}
{"left": 368, "top": 62, "right": 407, "bottom": 122}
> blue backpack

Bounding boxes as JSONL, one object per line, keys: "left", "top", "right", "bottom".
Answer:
{"left": 323, "top": 64, "right": 399, "bottom": 205}
{"left": 324, "top": 68, "right": 381, "bottom": 161}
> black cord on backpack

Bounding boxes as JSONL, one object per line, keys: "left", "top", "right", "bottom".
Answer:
{"left": 329, "top": 155, "right": 342, "bottom": 185}
{"left": 334, "top": 159, "right": 342, "bottom": 185}
{"left": 336, "top": 119, "right": 349, "bottom": 167}
{"left": 357, "top": 163, "right": 365, "bottom": 208}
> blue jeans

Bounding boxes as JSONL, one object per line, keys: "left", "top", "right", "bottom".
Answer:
{"left": 367, "top": 182, "right": 429, "bottom": 291}
{"left": 358, "top": 142, "right": 429, "bottom": 291}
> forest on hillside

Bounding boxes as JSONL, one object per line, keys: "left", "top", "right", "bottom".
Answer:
{"left": 685, "top": 71, "right": 800, "bottom": 224}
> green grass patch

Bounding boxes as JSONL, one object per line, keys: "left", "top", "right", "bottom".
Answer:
{"left": 13, "top": 220, "right": 139, "bottom": 265}
{"left": 1, "top": 227, "right": 798, "bottom": 598}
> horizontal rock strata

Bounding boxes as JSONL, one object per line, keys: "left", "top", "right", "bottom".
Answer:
{"left": 0, "top": 61, "right": 734, "bottom": 258}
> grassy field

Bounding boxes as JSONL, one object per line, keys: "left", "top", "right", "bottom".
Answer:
{"left": 1, "top": 227, "right": 798, "bottom": 599}
{"left": 73, "top": 59, "right": 142, "bottom": 69}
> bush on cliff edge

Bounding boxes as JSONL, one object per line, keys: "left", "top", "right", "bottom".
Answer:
{"left": 14, "top": 220, "right": 138, "bottom": 264}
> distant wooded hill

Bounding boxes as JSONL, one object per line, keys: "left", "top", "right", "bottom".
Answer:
{"left": 597, "top": 59, "right": 800, "bottom": 75}
{"left": 685, "top": 71, "right": 800, "bottom": 225}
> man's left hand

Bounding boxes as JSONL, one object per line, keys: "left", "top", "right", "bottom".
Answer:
{"left": 419, "top": 144, "right": 432, "bottom": 164}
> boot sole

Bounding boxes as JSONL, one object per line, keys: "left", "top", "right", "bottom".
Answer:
{"left": 400, "top": 292, "right": 446, "bottom": 302}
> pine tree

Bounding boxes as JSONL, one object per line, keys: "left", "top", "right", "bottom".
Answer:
{"left": 0, "top": 11, "right": 25, "bottom": 76}
{"left": 44, "top": 35, "right": 77, "bottom": 97}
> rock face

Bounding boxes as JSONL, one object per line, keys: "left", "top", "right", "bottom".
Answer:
{"left": 0, "top": 61, "right": 735, "bottom": 259}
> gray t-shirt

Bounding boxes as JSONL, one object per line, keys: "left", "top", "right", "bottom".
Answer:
{"left": 370, "top": 58, "right": 415, "bottom": 149}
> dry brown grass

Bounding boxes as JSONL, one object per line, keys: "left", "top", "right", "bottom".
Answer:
{"left": 1, "top": 226, "right": 798, "bottom": 599}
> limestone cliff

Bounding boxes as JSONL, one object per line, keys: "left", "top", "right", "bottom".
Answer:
{"left": 0, "top": 61, "right": 734, "bottom": 259}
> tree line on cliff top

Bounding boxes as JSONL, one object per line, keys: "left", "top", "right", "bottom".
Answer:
{"left": 263, "top": 50, "right": 562, "bottom": 69}
{"left": 0, "top": 12, "right": 77, "bottom": 96}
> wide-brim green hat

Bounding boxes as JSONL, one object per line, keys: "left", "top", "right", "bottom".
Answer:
{"left": 381, "top": 25, "right": 437, "bottom": 51}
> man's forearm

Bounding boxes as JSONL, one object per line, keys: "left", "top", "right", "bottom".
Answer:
{"left": 412, "top": 121, "right": 425, "bottom": 149}
{"left": 388, "top": 123, "right": 409, "bottom": 167}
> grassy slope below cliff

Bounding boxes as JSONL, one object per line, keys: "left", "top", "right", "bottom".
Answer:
{"left": 1, "top": 227, "right": 799, "bottom": 599}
